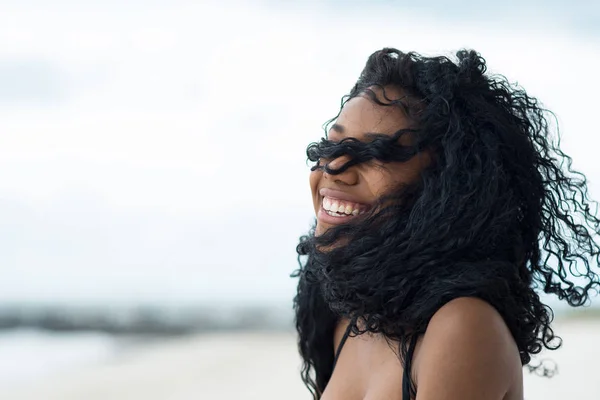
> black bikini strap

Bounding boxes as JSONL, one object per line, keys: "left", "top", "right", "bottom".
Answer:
{"left": 332, "top": 317, "right": 356, "bottom": 370}
{"left": 402, "top": 334, "right": 420, "bottom": 400}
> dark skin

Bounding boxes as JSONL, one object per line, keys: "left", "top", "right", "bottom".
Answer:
{"left": 309, "top": 87, "right": 429, "bottom": 237}
{"left": 310, "top": 86, "right": 524, "bottom": 400}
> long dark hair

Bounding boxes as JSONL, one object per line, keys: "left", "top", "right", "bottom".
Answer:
{"left": 292, "top": 48, "right": 600, "bottom": 398}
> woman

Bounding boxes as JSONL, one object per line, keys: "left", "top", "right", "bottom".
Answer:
{"left": 292, "top": 48, "right": 600, "bottom": 400}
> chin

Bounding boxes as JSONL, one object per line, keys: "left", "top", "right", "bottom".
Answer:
{"left": 315, "top": 223, "right": 328, "bottom": 237}
{"left": 315, "top": 225, "right": 324, "bottom": 236}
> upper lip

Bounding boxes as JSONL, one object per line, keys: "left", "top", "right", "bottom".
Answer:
{"left": 319, "top": 188, "right": 371, "bottom": 205}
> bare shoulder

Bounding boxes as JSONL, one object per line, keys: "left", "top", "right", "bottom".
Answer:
{"left": 412, "top": 297, "right": 522, "bottom": 399}
{"left": 426, "top": 296, "right": 512, "bottom": 340}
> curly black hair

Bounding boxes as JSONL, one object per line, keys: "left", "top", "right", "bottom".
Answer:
{"left": 292, "top": 48, "right": 600, "bottom": 399}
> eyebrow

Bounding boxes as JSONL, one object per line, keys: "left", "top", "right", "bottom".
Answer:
{"left": 330, "top": 123, "right": 345, "bottom": 134}
{"left": 329, "top": 123, "right": 393, "bottom": 141}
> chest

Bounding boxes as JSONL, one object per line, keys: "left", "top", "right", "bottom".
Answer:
{"left": 323, "top": 324, "right": 407, "bottom": 400}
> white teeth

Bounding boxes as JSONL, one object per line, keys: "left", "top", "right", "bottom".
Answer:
{"left": 326, "top": 210, "right": 343, "bottom": 217}
{"left": 321, "top": 196, "right": 368, "bottom": 217}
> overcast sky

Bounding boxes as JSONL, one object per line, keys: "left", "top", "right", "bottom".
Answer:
{"left": 1, "top": 0, "right": 599, "bottom": 307}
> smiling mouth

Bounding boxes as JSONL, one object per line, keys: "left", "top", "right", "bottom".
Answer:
{"left": 321, "top": 196, "right": 369, "bottom": 217}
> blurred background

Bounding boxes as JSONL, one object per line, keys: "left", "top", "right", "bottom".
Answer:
{"left": 0, "top": 0, "right": 599, "bottom": 399}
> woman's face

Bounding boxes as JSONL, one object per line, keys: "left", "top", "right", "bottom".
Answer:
{"left": 309, "top": 86, "right": 430, "bottom": 236}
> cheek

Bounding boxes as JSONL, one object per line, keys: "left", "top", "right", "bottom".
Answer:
{"left": 363, "top": 167, "right": 395, "bottom": 197}
{"left": 309, "top": 170, "right": 322, "bottom": 205}
{"left": 366, "top": 162, "right": 423, "bottom": 196}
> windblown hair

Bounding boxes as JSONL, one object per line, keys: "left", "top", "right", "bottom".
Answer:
{"left": 292, "top": 48, "right": 600, "bottom": 398}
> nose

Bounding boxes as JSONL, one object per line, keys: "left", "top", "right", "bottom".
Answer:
{"left": 323, "top": 155, "right": 359, "bottom": 186}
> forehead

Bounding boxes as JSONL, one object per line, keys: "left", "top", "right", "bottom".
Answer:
{"left": 329, "top": 87, "right": 411, "bottom": 141}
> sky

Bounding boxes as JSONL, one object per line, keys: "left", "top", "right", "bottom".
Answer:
{"left": 0, "top": 0, "right": 599, "bottom": 307}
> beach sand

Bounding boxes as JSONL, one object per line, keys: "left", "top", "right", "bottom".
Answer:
{"left": 2, "top": 319, "right": 599, "bottom": 400}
